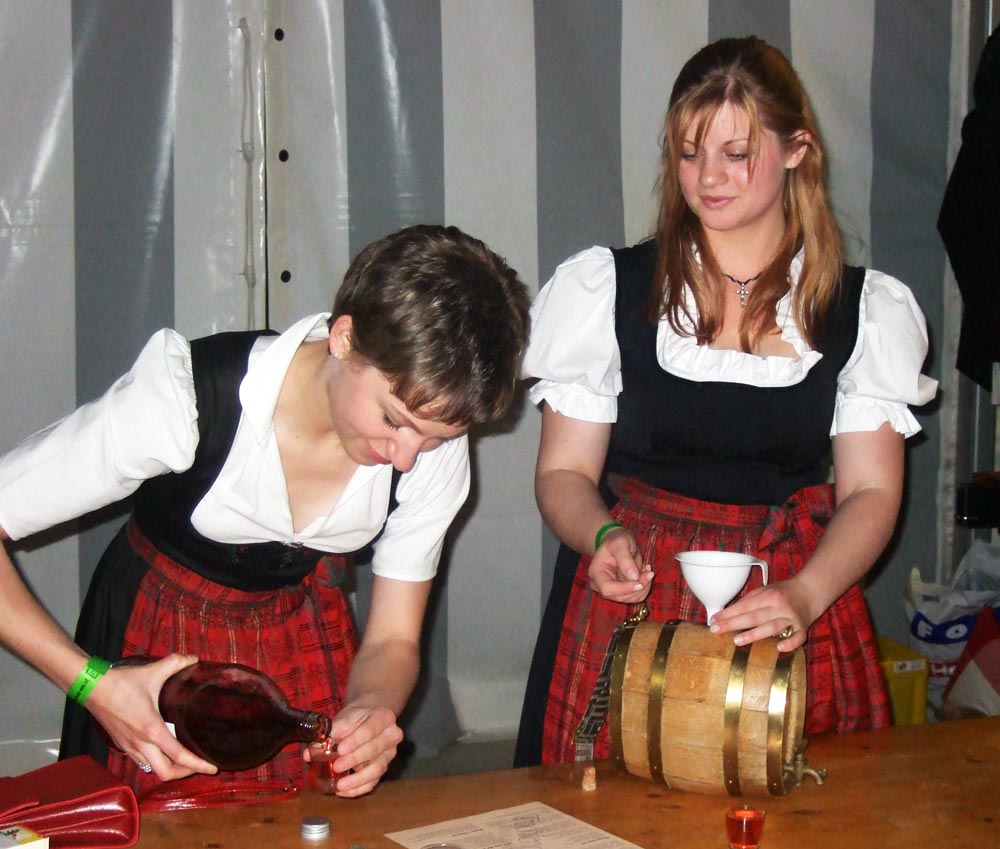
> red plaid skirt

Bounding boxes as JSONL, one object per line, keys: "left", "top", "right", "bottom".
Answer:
{"left": 107, "top": 522, "right": 358, "bottom": 792}
{"left": 541, "top": 478, "right": 890, "bottom": 764}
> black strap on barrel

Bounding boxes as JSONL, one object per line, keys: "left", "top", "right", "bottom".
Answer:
{"left": 574, "top": 604, "right": 649, "bottom": 762}
{"left": 574, "top": 623, "right": 626, "bottom": 762}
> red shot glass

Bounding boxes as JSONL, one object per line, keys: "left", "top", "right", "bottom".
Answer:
{"left": 307, "top": 740, "right": 343, "bottom": 795}
{"left": 725, "top": 805, "right": 766, "bottom": 849}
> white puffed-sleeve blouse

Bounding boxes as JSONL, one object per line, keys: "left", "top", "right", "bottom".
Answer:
{"left": 0, "top": 314, "right": 469, "bottom": 582}
{"left": 524, "top": 247, "right": 937, "bottom": 437}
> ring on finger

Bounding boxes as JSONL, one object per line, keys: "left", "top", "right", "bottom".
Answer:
{"left": 777, "top": 624, "right": 794, "bottom": 640}
{"left": 136, "top": 760, "right": 153, "bottom": 774}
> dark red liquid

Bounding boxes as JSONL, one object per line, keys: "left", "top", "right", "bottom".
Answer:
{"left": 172, "top": 683, "right": 291, "bottom": 768}
{"left": 725, "top": 807, "right": 765, "bottom": 849}
{"left": 309, "top": 747, "right": 343, "bottom": 795}
{"left": 159, "top": 662, "right": 329, "bottom": 771}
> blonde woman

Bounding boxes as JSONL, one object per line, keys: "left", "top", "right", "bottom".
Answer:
{"left": 516, "top": 36, "right": 937, "bottom": 766}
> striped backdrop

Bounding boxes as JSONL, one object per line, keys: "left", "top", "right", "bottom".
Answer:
{"left": 0, "top": 0, "right": 967, "bottom": 766}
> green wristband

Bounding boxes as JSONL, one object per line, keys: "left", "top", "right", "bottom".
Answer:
{"left": 594, "top": 520, "right": 625, "bottom": 551}
{"left": 67, "top": 656, "right": 112, "bottom": 705}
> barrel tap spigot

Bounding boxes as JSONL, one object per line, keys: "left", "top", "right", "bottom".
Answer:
{"left": 785, "top": 741, "right": 828, "bottom": 787}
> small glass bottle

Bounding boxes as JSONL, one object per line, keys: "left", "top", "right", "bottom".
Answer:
{"left": 117, "top": 657, "right": 331, "bottom": 771}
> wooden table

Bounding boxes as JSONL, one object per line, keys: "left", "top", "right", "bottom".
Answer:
{"left": 137, "top": 717, "right": 999, "bottom": 848}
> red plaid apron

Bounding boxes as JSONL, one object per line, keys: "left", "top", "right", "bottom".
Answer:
{"left": 541, "top": 478, "right": 890, "bottom": 764}
{"left": 107, "top": 522, "right": 358, "bottom": 792}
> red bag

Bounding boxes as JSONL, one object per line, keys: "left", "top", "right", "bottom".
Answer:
{"left": 0, "top": 756, "right": 138, "bottom": 849}
{"left": 137, "top": 776, "right": 298, "bottom": 813}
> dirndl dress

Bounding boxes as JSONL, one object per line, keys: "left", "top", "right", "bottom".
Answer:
{"left": 62, "top": 521, "right": 357, "bottom": 793}
{"left": 515, "top": 242, "right": 890, "bottom": 766}
{"left": 537, "top": 477, "right": 889, "bottom": 765}
{"left": 59, "top": 330, "right": 361, "bottom": 793}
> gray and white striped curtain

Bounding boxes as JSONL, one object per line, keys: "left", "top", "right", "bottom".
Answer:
{"left": 0, "top": 0, "right": 971, "bottom": 769}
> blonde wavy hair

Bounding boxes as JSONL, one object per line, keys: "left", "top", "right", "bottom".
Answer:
{"left": 648, "top": 36, "right": 843, "bottom": 351}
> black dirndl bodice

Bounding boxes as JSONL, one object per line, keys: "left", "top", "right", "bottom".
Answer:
{"left": 607, "top": 240, "right": 865, "bottom": 505}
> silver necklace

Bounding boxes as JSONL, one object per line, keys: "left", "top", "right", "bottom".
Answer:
{"left": 721, "top": 270, "right": 763, "bottom": 308}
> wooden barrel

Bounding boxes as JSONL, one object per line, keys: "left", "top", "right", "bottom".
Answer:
{"left": 608, "top": 620, "right": 806, "bottom": 796}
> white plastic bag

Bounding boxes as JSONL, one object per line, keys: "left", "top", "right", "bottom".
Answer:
{"left": 904, "top": 541, "right": 1000, "bottom": 702}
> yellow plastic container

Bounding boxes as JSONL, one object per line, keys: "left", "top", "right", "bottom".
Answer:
{"left": 877, "top": 636, "right": 929, "bottom": 726}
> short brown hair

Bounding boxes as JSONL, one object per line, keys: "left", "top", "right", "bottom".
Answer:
{"left": 331, "top": 225, "right": 530, "bottom": 426}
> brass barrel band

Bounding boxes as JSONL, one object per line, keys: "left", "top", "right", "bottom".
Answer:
{"left": 645, "top": 621, "right": 680, "bottom": 784}
{"left": 723, "top": 643, "right": 751, "bottom": 796}
{"left": 608, "top": 621, "right": 638, "bottom": 767}
{"left": 766, "top": 649, "right": 795, "bottom": 795}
